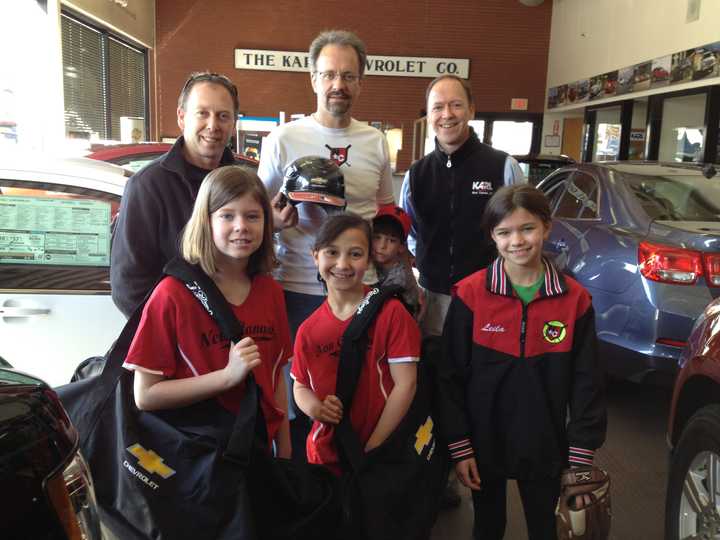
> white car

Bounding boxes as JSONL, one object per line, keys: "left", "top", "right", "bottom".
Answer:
{"left": 0, "top": 156, "right": 130, "bottom": 386}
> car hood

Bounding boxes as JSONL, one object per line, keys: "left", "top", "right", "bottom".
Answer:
{"left": 648, "top": 221, "right": 720, "bottom": 252}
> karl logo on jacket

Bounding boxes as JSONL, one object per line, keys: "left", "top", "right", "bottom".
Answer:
{"left": 471, "top": 180, "right": 493, "bottom": 196}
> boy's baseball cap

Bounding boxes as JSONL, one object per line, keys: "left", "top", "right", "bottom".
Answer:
{"left": 373, "top": 205, "right": 412, "bottom": 240}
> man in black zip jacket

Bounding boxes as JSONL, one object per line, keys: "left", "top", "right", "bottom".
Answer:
{"left": 400, "top": 75, "right": 525, "bottom": 508}
{"left": 400, "top": 75, "right": 525, "bottom": 338}
{"left": 111, "top": 72, "right": 243, "bottom": 317}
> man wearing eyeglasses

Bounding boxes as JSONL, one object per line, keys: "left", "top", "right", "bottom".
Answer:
{"left": 111, "top": 72, "right": 239, "bottom": 317}
{"left": 259, "top": 29, "right": 395, "bottom": 460}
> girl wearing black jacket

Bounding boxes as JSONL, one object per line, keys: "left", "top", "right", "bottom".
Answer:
{"left": 439, "top": 185, "right": 607, "bottom": 540}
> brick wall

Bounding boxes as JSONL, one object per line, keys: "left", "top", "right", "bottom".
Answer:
{"left": 155, "top": 0, "right": 551, "bottom": 170}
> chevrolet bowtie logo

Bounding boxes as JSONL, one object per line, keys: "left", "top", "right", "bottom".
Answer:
{"left": 415, "top": 416, "right": 434, "bottom": 454}
{"left": 127, "top": 443, "right": 176, "bottom": 479}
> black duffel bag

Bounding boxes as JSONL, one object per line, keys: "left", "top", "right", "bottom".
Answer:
{"left": 57, "top": 258, "right": 339, "bottom": 540}
{"left": 334, "top": 286, "right": 449, "bottom": 540}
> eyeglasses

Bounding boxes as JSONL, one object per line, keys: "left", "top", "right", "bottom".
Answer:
{"left": 314, "top": 71, "right": 360, "bottom": 83}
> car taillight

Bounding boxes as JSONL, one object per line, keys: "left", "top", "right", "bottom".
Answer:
{"left": 656, "top": 338, "right": 687, "bottom": 348}
{"left": 703, "top": 253, "right": 720, "bottom": 286}
{"left": 45, "top": 452, "right": 101, "bottom": 540}
{"left": 638, "top": 241, "right": 703, "bottom": 285}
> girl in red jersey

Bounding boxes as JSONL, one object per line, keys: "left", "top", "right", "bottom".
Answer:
{"left": 440, "top": 184, "right": 606, "bottom": 540}
{"left": 290, "top": 213, "right": 421, "bottom": 473}
{"left": 122, "top": 165, "right": 292, "bottom": 457}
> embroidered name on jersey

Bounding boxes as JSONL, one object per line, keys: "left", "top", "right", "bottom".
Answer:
{"left": 201, "top": 324, "right": 277, "bottom": 348}
{"left": 482, "top": 323, "right": 506, "bottom": 333}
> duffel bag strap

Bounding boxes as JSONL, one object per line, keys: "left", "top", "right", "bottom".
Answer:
{"left": 72, "top": 294, "right": 152, "bottom": 448}
{"left": 334, "top": 286, "right": 403, "bottom": 473}
{"left": 163, "top": 257, "right": 260, "bottom": 464}
{"left": 163, "top": 257, "right": 244, "bottom": 342}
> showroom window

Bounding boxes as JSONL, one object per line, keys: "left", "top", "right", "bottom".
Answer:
{"left": 490, "top": 120, "right": 534, "bottom": 155}
{"left": 658, "top": 93, "right": 707, "bottom": 163}
{"left": 579, "top": 87, "right": 719, "bottom": 164}
{"left": 469, "top": 120, "right": 485, "bottom": 142}
{"left": 628, "top": 99, "right": 648, "bottom": 160}
{"left": 61, "top": 13, "right": 147, "bottom": 141}
{"left": 592, "top": 107, "right": 622, "bottom": 162}
{"left": 473, "top": 112, "right": 542, "bottom": 155}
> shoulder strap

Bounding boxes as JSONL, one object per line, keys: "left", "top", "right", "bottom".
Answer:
{"left": 164, "top": 257, "right": 244, "bottom": 341}
{"left": 342, "top": 285, "right": 403, "bottom": 342}
{"left": 163, "top": 257, "right": 256, "bottom": 463}
{"left": 334, "top": 286, "right": 402, "bottom": 472}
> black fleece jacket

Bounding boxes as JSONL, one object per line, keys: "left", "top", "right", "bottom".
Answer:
{"left": 110, "top": 137, "right": 236, "bottom": 317}
{"left": 408, "top": 129, "right": 508, "bottom": 295}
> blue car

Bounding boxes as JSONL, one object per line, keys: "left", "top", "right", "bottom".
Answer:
{"left": 537, "top": 162, "right": 720, "bottom": 384}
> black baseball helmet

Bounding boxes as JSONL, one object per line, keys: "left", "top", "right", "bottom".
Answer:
{"left": 281, "top": 156, "right": 346, "bottom": 211}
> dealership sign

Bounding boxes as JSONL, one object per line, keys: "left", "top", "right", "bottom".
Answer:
{"left": 235, "top": 49, "right": 469, "bottom": 79}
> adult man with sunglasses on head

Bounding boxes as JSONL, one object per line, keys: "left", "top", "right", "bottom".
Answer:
{"left": 111, "top": 72, "right": 240, "bottom": 318}
{"left": 259, "top": 29, "right": 395, "bottom": 460}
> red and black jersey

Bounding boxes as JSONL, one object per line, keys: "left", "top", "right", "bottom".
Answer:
{"left": 291, "top": 296, "right": 421, "bottom": 471}
{"left": 439, "top": 257, "right": 607, "bottom": 479}
{"left": 123, "top": 274, "right": 292, "bottom": 447}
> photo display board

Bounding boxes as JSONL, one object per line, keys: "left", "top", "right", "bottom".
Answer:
{"left": 548, "top": 40, "right": 720, "bottom": 109}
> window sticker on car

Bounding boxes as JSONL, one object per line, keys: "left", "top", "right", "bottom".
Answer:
{"left": 0, "top": 196, "right": 111, "bottom": 266}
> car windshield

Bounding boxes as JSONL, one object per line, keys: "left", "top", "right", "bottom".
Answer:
{"left": 516, "top": 159, "right": 570, "bottom": 185}
{"left": 624, "top": 172, "right": 720, "bottom": 221}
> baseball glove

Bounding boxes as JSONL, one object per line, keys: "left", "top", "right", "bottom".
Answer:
{"left": 556, "top": 466, "right": 612, "bottom": 540}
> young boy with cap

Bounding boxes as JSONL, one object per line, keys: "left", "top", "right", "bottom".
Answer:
{"left": 372, "top": 205, "right": 422, "bottom": 316}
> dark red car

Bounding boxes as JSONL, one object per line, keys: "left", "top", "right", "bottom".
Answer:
{"left": 665, "top": 296, "right": 720, "bottom": 539}
{"left": 87, "top": 143, "right": 259, "bottom": 173}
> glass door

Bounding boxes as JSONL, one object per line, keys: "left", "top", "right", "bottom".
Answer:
{"left": 490, "top": 120, "right": 533, "bottom": 155}
{"left": 658, "top": 93, "right": 707, "bottom": 162}
{"left": 592, "top": 107, "right": 622, "bottom": 162}
{"left": 628, "top": 99, "right": 648, "bottom": 160}
{"left": 475, "top": 113, "right": 542, "bottom": 155}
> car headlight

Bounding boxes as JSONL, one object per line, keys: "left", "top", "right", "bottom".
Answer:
{"left": 45, "top": 451, "right": 101, "bottom": 540}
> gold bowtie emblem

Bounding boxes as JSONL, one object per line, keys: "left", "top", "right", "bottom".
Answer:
{"left": 415, "top": 417, "right": 434, "bottom": 454}
{"left": 127, "top": 443, "right": 176, "bottom": 479}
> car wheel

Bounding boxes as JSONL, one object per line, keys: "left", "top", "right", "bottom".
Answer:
{"left": 665, "top": 404, "right": 720, "bottom": 540}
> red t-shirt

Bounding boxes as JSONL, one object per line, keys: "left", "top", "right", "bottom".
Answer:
{"left": 291, "top": 296, "right": 421, "bottom": 469}
{"left": 123, "top": 274, "right": 292, "bottom": 445}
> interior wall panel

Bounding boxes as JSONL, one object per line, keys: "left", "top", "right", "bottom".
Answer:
{"left": 155, "top": 0, "right": 552, "bottom": 170}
